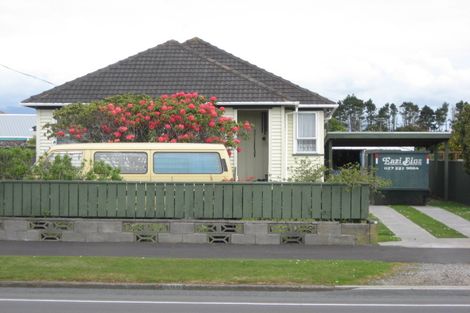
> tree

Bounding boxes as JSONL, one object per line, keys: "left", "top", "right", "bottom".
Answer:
{"left": 327, "top": 117, "right": 347, "bottom": 132}
{"left": 375, "top": 103, "right": 390, "bottom": 131}
{"left": 399, "top": 102, "right": 420, "bottom": 128}
{"left": 417, "top": 105, "right": 435, "bottom": 131}
{"left": 434, "top": 102, "right": 449, "bottom": 131}
{"left": 390, "top": 103, "right": 398, "bottom": 131}
{"left": 48, "top": 93, "right": 252, "bottom": 156}
{"left": 334, "top": 95, "right": 365, "bottom": 131}
{"left": 452, "top": 103, "right": 470, "bottom": 174}
{"left": 364, "top": 99, "right": 376, "bottom": 130}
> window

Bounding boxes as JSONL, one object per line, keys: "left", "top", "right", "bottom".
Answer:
{"left": 94, "top": 152, "right": 148, "bottom": 174}
{"left": 295, "top": 112, "right": 317, "bottom": 153}
{"left": 48, "top": 151, "right": 83, "bottom": 168}
{"left": 154, "top": 152, "right": 223, "bottom": 174}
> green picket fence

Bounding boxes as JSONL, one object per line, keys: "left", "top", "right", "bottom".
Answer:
{"left": 0, "top": 181, "right": 369, "bottom": 220}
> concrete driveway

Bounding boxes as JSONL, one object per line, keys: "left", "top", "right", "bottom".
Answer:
{"left": 370, "top": 205, "right": 470, "bottom": 248}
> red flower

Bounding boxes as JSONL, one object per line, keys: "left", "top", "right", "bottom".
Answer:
{"left": 199, "top": 109, "right": 206, "bottom": 114}
{"left": 210, "top": 111, "right": 218, "bottom": 117}
{"left": 188, "top": 115, "right": 195, "bottom": 121}
{"left": 188, "top": 103, "right": 196, "bottom": 110}
{"left": 113, "top": 132, "right": 122, "bottom": 138}
{"left": 243, "top": 121, "right": 251, "bottom": 130}
{"left": 75, "top": 134, "right": 82, "bottom": 139}
{"left": 177, "top": 124, "right": 185, "bottom": 130}
{"left": 208, "top": 120, "right": 216, "bottom": 128}
{"left": 210, "top": 96, "right": 217, "bottom": 102}
{"left": 118, "top": 126, "right": 128, "bottom": 133}
{"left": 127, "top": 103, "right": 133, "bottom": 108}
{"left": 237, "top": 147, "right": 242, "bottom": 153}
{"left": 231, "top": 126, "right": 240, "bottom": 132}
{"left": 144, "top": 115, "right": 151, "bottom": 121}
{"left": 69, "top": 128, "right": 76, "bottom": 134}
{"left": 170, "top": 139, "right": 177, "bottom": 143}
{"left": 165, "top": 124, "right": 171, "bottom": 129}
{"left": 139, "top": 99, "right": 147, "bottom": 105}
{"left": 158, "top": 136, "right": 165, "bottom": 142}
{"left": 234, "top": 139, "right": 241, "bottom": 144}
{"left": 56, "top": 131, "right": 65, "bottom": 137}
{"left": 125, "top": 134, "right": 135, "bottom": 140}
{"left": 219, "top": 106, "right": 225, "bottom": 111}
{"left": 179, "top": 109, "right": 186, "bottom": 115}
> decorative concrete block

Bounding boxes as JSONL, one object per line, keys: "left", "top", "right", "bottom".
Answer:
{"left": 231, "top": 234, "right": 256, "bottom": 245}
{"left": 305, "top": 234, "right": 355, "bottom": 245}
{"left": 171, "top": 222, "right": 194, "bottom": 234}
{"left": 76, "top": 221, "right": 99, "bottom": 233}
{"left": 255, "top": 234, "right": 280, "bottom": 245}
{"left": 158, "top": 233, "right": 183, "bottom": 243}
{"left": 61, "top": 231, "right": 86, "bottom": 242}
{"left": 182, "top": 233, "right": 207, "bottom": 244}
{"left": 3, "top": 220, "right": 28, "bottom": 232}
{"left": 244, "top": 223, "right": 268, "bottom": 235}
{"left": 98, "top": 221, "right": 122, "bottom": 233}
{"left": 317, "top": 222, "right": 341, "bottom": 235}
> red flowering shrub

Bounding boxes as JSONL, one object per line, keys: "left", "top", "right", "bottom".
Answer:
{"left": 48, "top": 93, "right": 252, "bottom": 153}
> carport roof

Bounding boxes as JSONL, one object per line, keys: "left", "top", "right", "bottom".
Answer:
{"left": 325, "top": 132, "right": 451, "bottom": 148}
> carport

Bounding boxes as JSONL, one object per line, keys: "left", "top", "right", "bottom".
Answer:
{"left": 325, "top": 132, "right": 452, "bottom": 200}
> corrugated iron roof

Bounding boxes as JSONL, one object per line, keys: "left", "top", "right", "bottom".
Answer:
{"left": 0, "top": 114, "right": 36, "bottom": 139}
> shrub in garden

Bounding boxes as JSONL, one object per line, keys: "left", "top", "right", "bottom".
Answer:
{"left": 48, "top": 92, "right": 252, "bottom": 156}
{"left": 0, "top": 147, "right": 35, "bottom": 179}
{"left": 31, "top": 155, "right": 122, "bottom": 181}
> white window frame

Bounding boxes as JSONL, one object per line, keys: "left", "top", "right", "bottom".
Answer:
{"left": 294, "top": 111, "right": 317, "bottom": 154}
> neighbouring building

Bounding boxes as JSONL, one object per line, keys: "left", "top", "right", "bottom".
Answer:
{"left": 23, "top": 38, "right": 337, "bottom": 181}
{"left": 0, "top": 114, "right": 36, "bottom": 147}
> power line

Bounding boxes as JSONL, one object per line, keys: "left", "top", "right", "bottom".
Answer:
{"left": 0, "top": 63, "right": 56, "bottom": 86}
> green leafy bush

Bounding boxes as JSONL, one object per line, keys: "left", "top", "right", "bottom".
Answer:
{"left": 289, "top": 158, "right": 326, "bottom": 182}
{"left": 0, "top": 147, "right": 35, "bottom": 179}
{"left": 31, "top": 155, "right": 122, "bottom": 181}
{"left": 326, "top": 163, "right": 391, "bottom": 192}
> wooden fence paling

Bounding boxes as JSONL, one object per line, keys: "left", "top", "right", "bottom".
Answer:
{"left": 0, "top": 181, "right": 369, "bottom": 220}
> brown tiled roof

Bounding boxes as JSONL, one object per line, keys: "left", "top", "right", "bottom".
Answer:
{"left": 23, "top": 38, "right": 334, "bottom": 105}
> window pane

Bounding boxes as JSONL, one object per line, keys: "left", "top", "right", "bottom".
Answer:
{"left": 94, "top": 152, "right": 147, "bottom": 174}
{"left": 49, "top": 151, "right": 83, "bottom": 168}
{"left": 298, "top": 114, "right": 316, "bottom": 138}
{"left": 297, "top": 139, "right": 316, "bottom": 152}
{"left": 154, "top": 152, "right": 222, "bottom": 174}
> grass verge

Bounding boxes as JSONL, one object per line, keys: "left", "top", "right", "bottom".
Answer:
{"left": 368, "top": 214, "right": 400, "bottom": 242}
{"left": 429, "top": 199, "right": 470, "bottom": 222}
{"left": 391, "top": 205, "right": 466, "bottom": 238}
{"left": 0, "top": 256, "right": 398, "bottom": 286}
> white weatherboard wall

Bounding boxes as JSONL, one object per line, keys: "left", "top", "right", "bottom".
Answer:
{"left": 286, "top": 110, "right": 324, "bottom": 180}
{"left": 222, "top": 107, "right": 236, "bottom": 172}
{"left": 268, "top": 107, "right": 283, "bottom": 181}
{"left": 36, "top": 108, "right": 56, "bottom": 158}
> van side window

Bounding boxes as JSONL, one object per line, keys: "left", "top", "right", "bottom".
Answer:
{"left": 154, "top": 152, "right": 222, "bottom": 174}
{"left": 94, "top": 152, "right": 148, "bottom": 174}
{"left": 48, "top": 151, "right": 83, "bottom": 168}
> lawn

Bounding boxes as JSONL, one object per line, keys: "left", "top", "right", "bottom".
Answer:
{"left": 429, "top": 199, "right": 470, "bottom": 222}
{"left": 368, "top": 214, "right": 400, "bottom": 242}
{"left": 391, "top": 205, "right": 466, "bottom": 238}
{"left": 0, "top": 256, "right": 398, "bottom": 286}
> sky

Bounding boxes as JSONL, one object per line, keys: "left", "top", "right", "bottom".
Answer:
{"left": 1, "top": 0, "right": 470, "bottom": 113}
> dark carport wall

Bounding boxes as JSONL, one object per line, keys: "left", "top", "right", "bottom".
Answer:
{"left": 324, "top": 132, "right": 452, "bottom": 200}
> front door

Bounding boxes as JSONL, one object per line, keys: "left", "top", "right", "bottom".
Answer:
{"left": 237, "top": 110, "right": 269, "bottom": 181}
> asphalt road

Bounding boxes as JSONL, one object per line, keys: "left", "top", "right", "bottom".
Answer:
{"left": 1, "top": 241, "right": 470, "bottom": 263}
{"left": 0, "top": 287, "right": 470, "bottom": 313}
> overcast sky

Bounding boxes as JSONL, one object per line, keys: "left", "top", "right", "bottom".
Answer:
{"left": 1, "top": 0, "right": 469, "bottom": 113}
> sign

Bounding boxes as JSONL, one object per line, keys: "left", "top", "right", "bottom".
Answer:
{"left": 373, "top": 152, "right": 429, "bottom": 190}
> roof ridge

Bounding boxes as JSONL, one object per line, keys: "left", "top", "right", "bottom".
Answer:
{"left": 179, "top": 40, "right": 291, "bottom": 101}
{"left": 22, "top": 40, "right": 180, "bottom": 103}
{"left": 183, "top": 38, "right": 334, "bottom": 104}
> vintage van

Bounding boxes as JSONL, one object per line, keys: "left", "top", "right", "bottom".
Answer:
{"left": 46, "top": 143, "right": 232, "bottom": 182}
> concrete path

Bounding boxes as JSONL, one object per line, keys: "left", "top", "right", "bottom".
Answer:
{"left": 370, "top": 205, "right": 470, "bottom": 248}
{"left": 413, "top": 206, "right": 470, "bottom": 237}
{"left": 370, "top": 205, "right": 435, "bottom": 241}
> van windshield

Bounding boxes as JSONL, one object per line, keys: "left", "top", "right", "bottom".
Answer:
{"left": 153, "top": 152, "right": 222, "bottom": 174}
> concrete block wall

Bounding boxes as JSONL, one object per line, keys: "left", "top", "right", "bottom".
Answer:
{"left": 0, "top": 218, "right": 377, "bottom": 245}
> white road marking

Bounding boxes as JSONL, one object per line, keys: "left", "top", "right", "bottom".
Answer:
{"left": 0, "top": 299, "right": 469, "bottom": 307}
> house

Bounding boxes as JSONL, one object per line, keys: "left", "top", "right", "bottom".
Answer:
{"left": 23, "top": 38, "right": 337, "bottom": 181}
{"left": 0, "top": 114, "right": 36, "bottom": 147}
